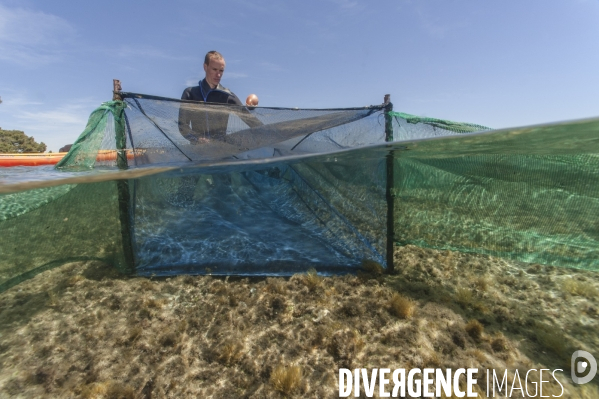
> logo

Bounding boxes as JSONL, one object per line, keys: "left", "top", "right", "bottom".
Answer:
{"left": 571, "top": 350, "right": 597, "bottom": 384}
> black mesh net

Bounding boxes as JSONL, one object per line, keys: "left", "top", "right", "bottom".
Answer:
{"left": 122, "top": 93, "right": 386, "bottom": 166}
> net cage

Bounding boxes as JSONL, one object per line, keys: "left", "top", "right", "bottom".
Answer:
{"left": 2, "top": 91, "right": 599, "bottom": 292}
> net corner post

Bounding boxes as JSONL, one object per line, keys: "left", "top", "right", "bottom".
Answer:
{"left": 384, "top": 94, "right": 395, "bottom": 274}
{"left": 113, "top": 79, "right": 123, "bottom": 101}
{"left": 112, "top": 78, "right": 135, "bottom": 274}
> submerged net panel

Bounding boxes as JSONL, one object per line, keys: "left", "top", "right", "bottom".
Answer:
{"left": 288, "top": 157, "right": 387, "bottom": 261}
{"left": 130, "top": 154, "right": 387, "bottom": 276}
{"left": 0, "top": 181, "right": 128, "bottom": 292}
{"left": 391, "top": 118, "right": 599, "bottom": 270}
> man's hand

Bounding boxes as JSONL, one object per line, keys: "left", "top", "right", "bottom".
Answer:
{"left": 245, "top": 94, "right": 259, "bottom": 109}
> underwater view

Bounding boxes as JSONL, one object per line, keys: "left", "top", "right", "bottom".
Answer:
{"left": 1, "top": 102, "right": 599, "bottom": 398}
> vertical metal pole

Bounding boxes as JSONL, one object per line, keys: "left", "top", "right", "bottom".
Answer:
{"left": 384, "top": 94, "right": 395, "bottom": 273}
{"left": 113, "top": 80, "right": 128, "bottom": 170}
{"left": 113, "top": 79, "right": 135, "bottom": 274}
{"left": 113, "top": 79, "right": 123, "bottom": 101}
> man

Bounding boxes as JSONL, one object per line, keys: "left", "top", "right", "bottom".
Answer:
{"left": 178, "top": 51, "right": 261, "bottom": 143}
{"left": 174, "top": 51, "right": 261, "bottom": 206}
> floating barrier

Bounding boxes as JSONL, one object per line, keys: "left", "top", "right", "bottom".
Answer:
{"left": 0, "top": 150, "right": 137, "bottom": 167}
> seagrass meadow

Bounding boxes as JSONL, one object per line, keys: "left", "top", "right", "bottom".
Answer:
{"left": 1, "top": 247, "right": 598, "bottom": 398}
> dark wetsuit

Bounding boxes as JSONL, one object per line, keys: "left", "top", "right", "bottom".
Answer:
{"left": 181, "top": 78, "right": 244, "bottom": 105}
{"left": 178, "top": 78, "right": 261, "bottom": 142}
{"left": 174, "top": 79, "right": 262, "bottom": 205}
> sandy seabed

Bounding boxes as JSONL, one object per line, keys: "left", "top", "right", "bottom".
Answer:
{"left": 1, "top": 245, "right": 598, "bottom": 398}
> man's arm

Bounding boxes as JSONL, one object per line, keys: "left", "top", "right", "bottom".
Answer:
{"left": 227, "top": 93, "right": 264, "bottom": 128}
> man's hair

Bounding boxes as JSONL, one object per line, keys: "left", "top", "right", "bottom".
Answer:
{"left": 204, "top": 51, "right": 224, "bottom": 65}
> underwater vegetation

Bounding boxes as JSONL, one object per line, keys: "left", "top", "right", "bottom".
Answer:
{"left": 388, "top": 293, "right": 416, "bottom": 319}
{"left": 464, "top": 319, "right": 484, "bottom": 341}
{"left": 562, "top": 277, "right": 599, "bottom": 298}
{"left": 269, "top": 364, "right": 303, "bottom": 395}
{"left": 0, "top": 245, "right": 598, "bottom": 398}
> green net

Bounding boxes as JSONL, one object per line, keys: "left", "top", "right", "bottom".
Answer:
{"left": 393, "top": 154, "right": 599, "bottom": 268}
{"left": 55, "top": 101, "right": 126, "bottom": 170}
{"left": 390, "top": 111, "right": 491, "bottom": 134}
{"left": 389, "top": 117, "right": 599, "bottom": 269}
{"left": 0, "top": 181, "right": 129, "bottom": 292}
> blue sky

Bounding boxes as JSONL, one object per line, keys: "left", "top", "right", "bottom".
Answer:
{"left": 1, "top": 0, "right": 598, "bottom": 152}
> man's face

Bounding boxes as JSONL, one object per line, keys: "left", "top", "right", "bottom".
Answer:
{"left": 203, "top": 57, "right": 225, "bottom": 88}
